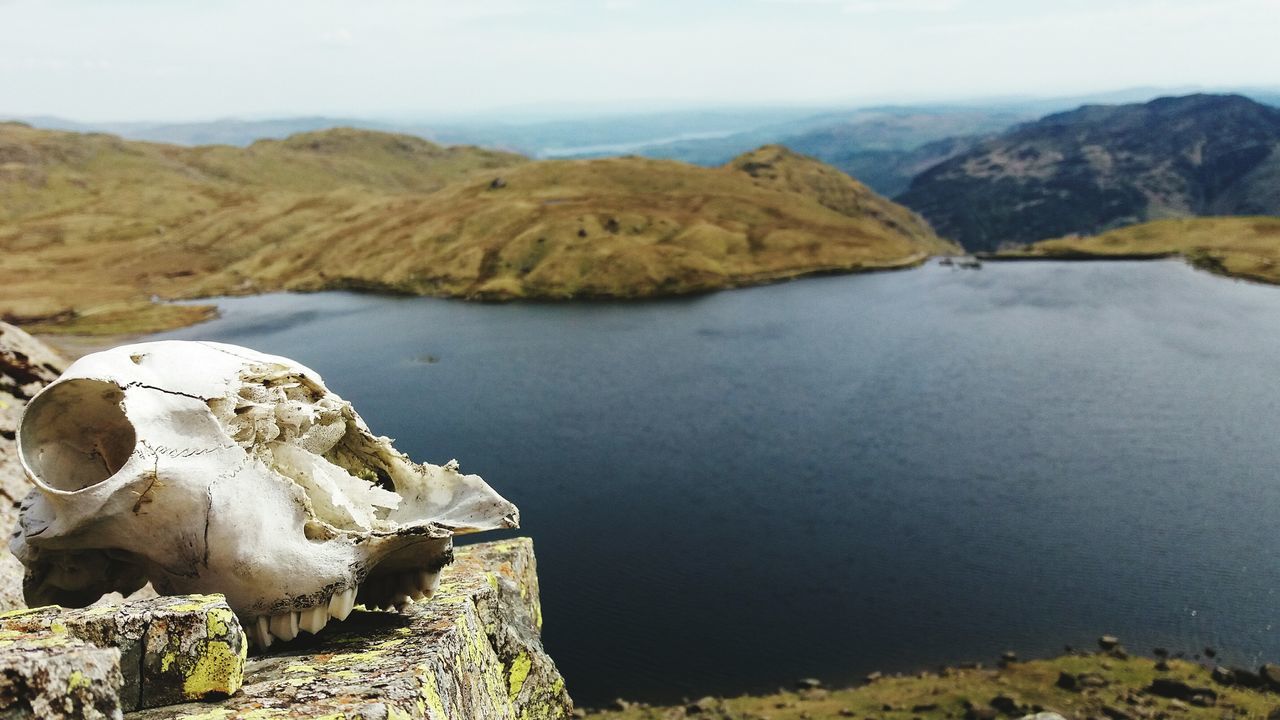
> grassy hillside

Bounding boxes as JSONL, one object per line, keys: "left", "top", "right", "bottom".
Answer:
{"left": 0, "top": 124, "right": 955, "bottom": 334}
{"left": 1001, "top": 216, "right": 1280, "bottom": 285}
{"left": 583, "top": 650, "right": 1280, "bottom": 720}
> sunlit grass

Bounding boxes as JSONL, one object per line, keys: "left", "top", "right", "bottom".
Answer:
{"left": 0, "top": 125, "right": 955, "bottom": 335}
{"left": 1002, "top": 216, "right": 1280, "bottom": 284}
{"left": 584, "top": 653, "right": 1277, "bottom": 720}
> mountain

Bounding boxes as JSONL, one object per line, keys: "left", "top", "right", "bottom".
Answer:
{"left": 578, "top": 106, "right": 1032, "bottom": 194}
{"left": 895, "top": 94, "right": 1280, "bottom": 252}
{"left": 0, "top": 125, "right": 954, "bottom": 335}
{"left": 7, "top": 107, "right": 835, "bottom": 156}
{"left": 11, "top": 115, "right": 393, "bottom": 148}
{"left": 12, "top": 88, "right": 1278, "bottom": 197}
{"left": 781, "top": 109, "right": 1026, "bottom": 197}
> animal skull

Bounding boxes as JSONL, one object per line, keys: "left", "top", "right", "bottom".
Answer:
{"left": 9, "top": 341, "right": 518, "bottom": 648}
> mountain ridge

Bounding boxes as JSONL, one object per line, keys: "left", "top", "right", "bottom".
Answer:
{"left": 895, "top": 93, "right": 1280, "bottom": 251}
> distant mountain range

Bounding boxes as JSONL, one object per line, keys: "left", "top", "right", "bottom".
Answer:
{"left": 896, "top": 94, "right": 1280, "bottom": 251}
{"left": 7, "top": 88, "right": 1280, "bottom": 274}
{"left": 11, "top": 87, "right": 1277, "bottom": 198}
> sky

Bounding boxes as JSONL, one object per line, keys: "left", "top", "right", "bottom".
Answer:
{"left": 1, "top": 0, "right": 1278, "bottom": 122}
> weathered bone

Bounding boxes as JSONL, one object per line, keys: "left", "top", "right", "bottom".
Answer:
{"left": 10, "top": 340, "right": 518, "bottom": 647}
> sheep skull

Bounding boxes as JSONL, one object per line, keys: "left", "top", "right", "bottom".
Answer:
{"left": 9, "top": 340, "right": 518, "bottom": 648}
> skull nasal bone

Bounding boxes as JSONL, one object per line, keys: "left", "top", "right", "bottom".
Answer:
{"left": 20, "top": 379, "right": 137, "bottom": 492}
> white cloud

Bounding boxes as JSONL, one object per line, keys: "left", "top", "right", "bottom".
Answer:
{"left": 759, "top": 0, "right": 960, "bottom": 9}
{"left": 318, "top": 28, "right": 354, "bottom": 46}
{"left": 0, "top": 0, "right": 1275, "bottom": 120}
{"left": 842, "top": 0, "right": 960, "bottom": 13}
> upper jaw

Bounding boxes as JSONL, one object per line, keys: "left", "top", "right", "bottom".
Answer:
{"left": 245, "top": 567, "right": 444, "bottom": 648}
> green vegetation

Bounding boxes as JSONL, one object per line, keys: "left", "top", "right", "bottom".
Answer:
{"left": 0, "top": 124, "right": 955, "bottom": 335}
{"left": 584, "top": 651, "right": 1280, "bottom": 720}
{"left": 1001, "top": 216, "right": 1280, "bottom": 285}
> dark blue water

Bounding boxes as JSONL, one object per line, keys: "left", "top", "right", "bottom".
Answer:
{"left": 151, "top": 260, "right": 1280, "bottom": 706}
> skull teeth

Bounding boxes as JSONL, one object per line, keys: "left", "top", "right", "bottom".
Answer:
{"left": 299, "top": 605, "right": 328, "bottom": 634}
{"left": 253, "top": 616, "right": 273, "bottom": 649}
{"left": 417, "top": 570, "right": 441, "bottom": 599}
{"left": 328, "top": 586, "right": 357, "bottom": 621}
{"left": 269, "top": 610, "right": 300, "bottom": 642}
{"left": 248, "top": 570, "right": 444, "bottom": 649}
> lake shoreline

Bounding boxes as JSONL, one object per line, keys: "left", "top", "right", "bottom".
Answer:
{"left": 27, "top": 252, "right": 934, "bottom": 340}
{"left": 584, "top": 641, "right": 1280, "bottom": 720}
{"left": 29, "top": 247, "right": 1280, "bottom": 341}
{"left": 984, "top": 216, "right": 1280, "bottom": 289}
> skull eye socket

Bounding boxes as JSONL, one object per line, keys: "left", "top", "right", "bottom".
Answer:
{"left": 20, "top": 379, "right": 137, "bottom": 493}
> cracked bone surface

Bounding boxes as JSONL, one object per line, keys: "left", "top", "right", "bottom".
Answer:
{"left": 9, "top": 340, "right": 519, "bottom": 647}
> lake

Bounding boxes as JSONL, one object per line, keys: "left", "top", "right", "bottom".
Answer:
{"left": 150, "top": 260, "right": 1280, "bottom": 707}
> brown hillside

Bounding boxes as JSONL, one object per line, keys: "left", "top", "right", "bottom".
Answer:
{"left": 1003, "top": 216, "right": 1280, "bottom": 285}
{"left": 0, "top": 124, "right": 955, "bottom": 334}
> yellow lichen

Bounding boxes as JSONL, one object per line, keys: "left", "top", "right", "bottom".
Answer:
{"left": 5, "top": 635, "right": 77, "bottom": 649}
{"left": 66, "top": 670, "right": 90, "bottom": 692}
{"left": 508, "top": 652, "right": 532, "bottom": 701}
{"left": 0, "top": 606, "right": 57, "bottom": 619}
{"left": 386, "top": 706, "right": 414, "bottom": 720}
{"left": 181, "top": 639, "right": 244, "bottom": 698}
{"left": 82, "top": 605, "right": 118, "bottom": 618}
{"left": 417, "top": 665, "right": 448, "bottom": 718}
{"left": 165, "top": 594, "right": 224, "bottom": 613}
{"left": 285, "top": 663, "right": 317, "bottom": 674}
{"left": 325, "top": 648, "right": 389, "bottom": 664}
{"left": 205, "top": 606, "right": 236, "bottom": 638}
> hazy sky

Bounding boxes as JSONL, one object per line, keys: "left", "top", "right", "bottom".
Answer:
{"left": 1, "top": 0, "right": 1277, "bottom": 121}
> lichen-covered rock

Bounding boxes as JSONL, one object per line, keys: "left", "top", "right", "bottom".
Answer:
{"left": 0, "top": 634, "right": 123, "bottom": 719}
{"left": 0, "top": 594, "right": 247, "bottom": 710}
{"left": 0, "top": 321, "right": 65, "bottom": 612}
{"left": 131, "top": 538, "right": 573, "bottom": 719}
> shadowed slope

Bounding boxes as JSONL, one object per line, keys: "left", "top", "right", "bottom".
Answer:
{"left": 897, "top": 94, "right": 1280, "bottom": 252}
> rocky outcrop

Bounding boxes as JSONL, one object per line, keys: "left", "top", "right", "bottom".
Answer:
{"left": 0, "top": 537, "right": 569, "bottom": 718}
{"left": 131, "top": 538, "right": 571, "bottom": 719}
{"left": 0, "top": 324, "right": 572, "bottom": 717}
{"left": 0, "top": 633, "right": 123, "bottom": 719}
{"left": 0, "top": 594, "right": 247, "bottom": 715}
{"left": 0, "top": 594, "right": 248, "bottom": 713}
{"left": 0, "top": 321, "right": 65, "bottom": 611}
